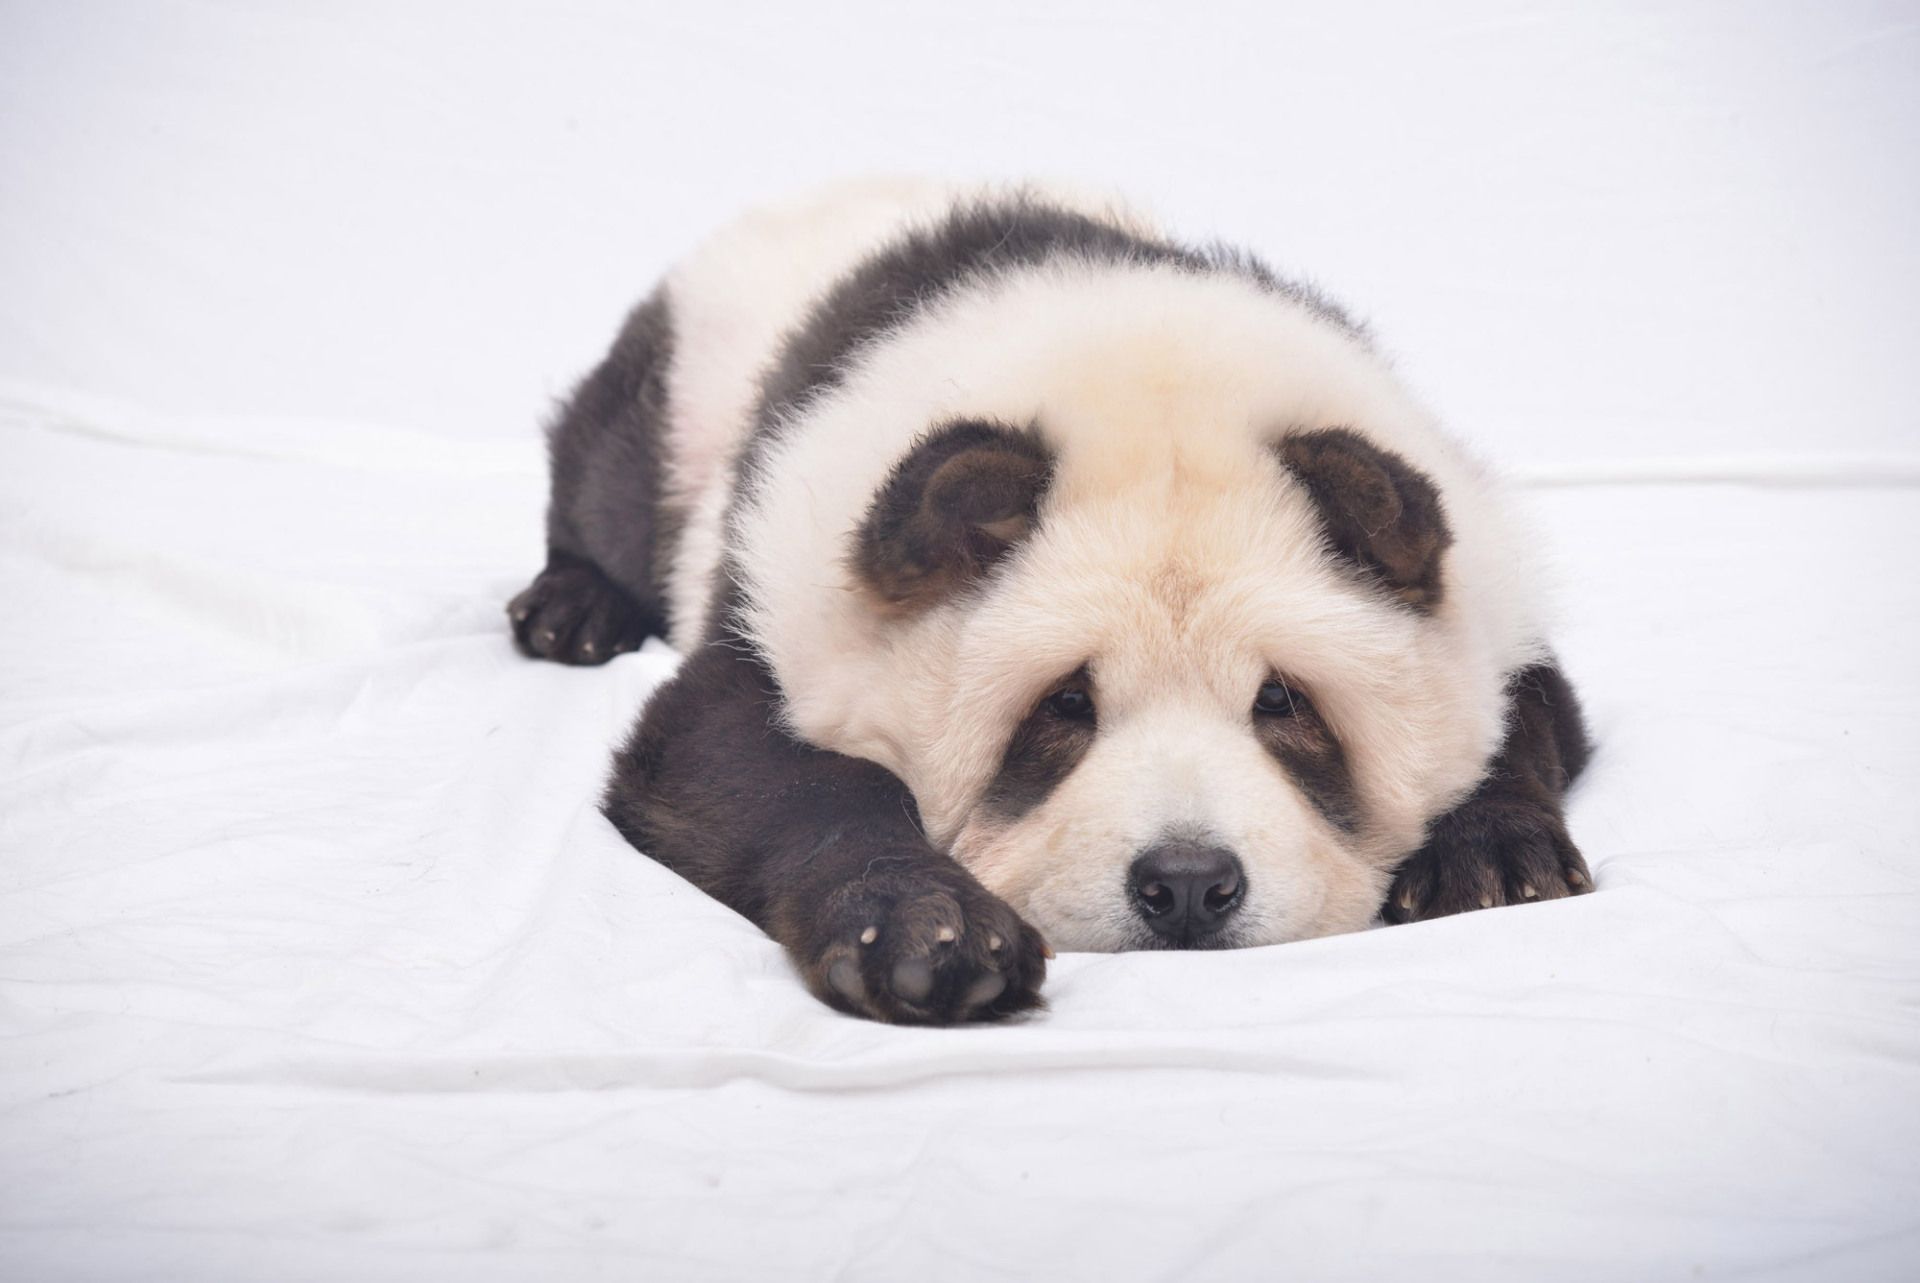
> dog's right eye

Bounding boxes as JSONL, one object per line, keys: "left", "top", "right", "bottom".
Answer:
{"left": 1044, "top": 685, "right": 1095, "bottom": 721}
{"left": 1253, "top": 677, "right": 1303, "bottom": 717}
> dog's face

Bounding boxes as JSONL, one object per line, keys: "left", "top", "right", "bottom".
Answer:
{"left": 739, "top": 265, "right": 1518, "bottom": 951}
{"left": 860, "top": 420, "right": 1488, "bottom": 951}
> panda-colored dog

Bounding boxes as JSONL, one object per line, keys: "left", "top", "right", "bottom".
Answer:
{"left": 508, "top": 178, "right": 1593, "bottom": 1025}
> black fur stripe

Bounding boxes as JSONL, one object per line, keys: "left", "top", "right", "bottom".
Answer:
{"left": 704, "top": 194, "right": 1362, "bottom": 642}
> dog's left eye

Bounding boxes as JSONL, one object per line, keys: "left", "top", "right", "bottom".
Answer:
{"left": 1044, "top": 685, "right": 1095, "bottom": 721}
{"left": 1253, "top": 678, "right": 1302, "bottom": 717}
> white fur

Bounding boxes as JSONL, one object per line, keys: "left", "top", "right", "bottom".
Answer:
{"left": 658, "top": 176, "right": 1148, "bottom": 647}
{"left": 663, "top": 183, "right": 1548, "bottom": 949}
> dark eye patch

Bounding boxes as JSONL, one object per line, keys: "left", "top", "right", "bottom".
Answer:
{"left": 983, "top": 668, "right": 1097, "bottom": 820}
{"left": 1251, "top": 678, "right": 1358, "bottom": 832}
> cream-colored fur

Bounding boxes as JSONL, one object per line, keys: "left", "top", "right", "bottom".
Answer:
{"left": 658, "top": 177, "right": 1146, "bottom": 647}
{"left": 659, "top": 177, "right": 965, "bottom": 647}
{"left": 664, "top": 181, "right": 1548, "bottom": 950}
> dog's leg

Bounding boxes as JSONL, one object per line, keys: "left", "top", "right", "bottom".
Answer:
{"left": 1384, "top": 660, "right": 1594, "bottom": 921}
{"left": 508, "top": 291, "right": 674, "bottom": 663}
{"left": 602, "top": 642, "right": 1049, "bottom": 1024}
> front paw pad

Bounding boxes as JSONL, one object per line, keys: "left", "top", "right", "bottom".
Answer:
{"left": 800, "top": 872, "right": 1048, "bottom": 1025}
{"left": 1383, "top": 798, "right": 1591, "bottom": 924}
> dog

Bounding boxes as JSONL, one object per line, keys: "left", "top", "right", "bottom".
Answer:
{"left": 508, "top": 178, "right": 1593, "bottom": 1024}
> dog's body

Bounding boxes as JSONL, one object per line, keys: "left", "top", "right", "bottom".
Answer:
{"left": 509, "top": 179, "right": 1593, "bottom": 1023}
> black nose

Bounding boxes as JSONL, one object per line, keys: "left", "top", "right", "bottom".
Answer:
{"left": 1129, "top": 842, "right": 1245, "bottom": 940}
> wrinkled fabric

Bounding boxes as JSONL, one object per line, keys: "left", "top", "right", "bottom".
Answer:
{"left": 2, "top": 381, "right": 1917, "bottom": 1281}
{"left": 3, "top": 1, "right": 1919, "bottom": 1275}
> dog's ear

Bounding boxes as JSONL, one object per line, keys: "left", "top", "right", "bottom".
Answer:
{"left": 853, "top": 420, "right": 1055, "bottom": 612}
{"left": 1276, "top": 428, "right": 1453, "bottom": 611}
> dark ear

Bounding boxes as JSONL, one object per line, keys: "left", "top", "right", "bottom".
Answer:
{"left": 1276, "top": 427, "right": 1453, "bottom": 611}
{"left": 853, "top": 420, "right": 1054, "bottom": 612}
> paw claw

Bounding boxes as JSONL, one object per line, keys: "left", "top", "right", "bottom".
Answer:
{"left": 1387, "top": 798, "right": 1587, "bottom": 923}
{"left": 508, "top": 556, "right": 660, "bottom": 665}
{"left": 807, "top": 868, "right": 1046, "bottom": 1024}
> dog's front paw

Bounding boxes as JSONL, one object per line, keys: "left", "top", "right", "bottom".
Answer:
{"left": 1383, "top": 797, "right": 1591, "bottom": 924}
{"left": 793, "top": 864, "right": 1049, "bottom": 1025}
{"left": 507, "top": 552, "right": 660, "bottom": 664}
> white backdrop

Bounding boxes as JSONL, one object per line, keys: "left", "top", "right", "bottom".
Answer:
{"left": 3, "top": 4, "right": 1918, "bottom": 1281}
{"left": 3, "top": 0, "right": 1916, "bottom": 468}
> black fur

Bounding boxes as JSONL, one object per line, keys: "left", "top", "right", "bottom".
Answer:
{"left": 985, "top": 670, "right": 1361, "bottom": 835}
{"left": 1383, "top": 660, "right": 1594, "bottom": 922}
{"left": 1277, "top": 428, "right": 1454, "bottom": 612}
{"left": 704, "top": 196, "right": 1362, "bottom": 644}
{"left": 508, "top": 548, "right": 657, "bottom": 664}
{"left": 983, "top": 670, "right": 1098, "bottom": 820}
{"left": 508, "top": 290, "right": 676, "bottom": 663}
{"left": 852, "top": 419, "right": 1055, "bottom": 612}
{"left": 1251, "top": 688, "right": 1360, "bottom": 833}
{"left": 508, "top": 191, "right": 1590, "bottom": 1023}
{"left": 602, "top": 643, "right": 1048, "bottom": 1024}
{"left": 510, "top": 199, "right": 1367, "bottom": 655}
{"left": 749, "top": 198, "right": 1351, "bottom": 451}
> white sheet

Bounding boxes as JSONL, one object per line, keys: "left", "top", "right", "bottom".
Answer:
{"left": 4, "top": 379, "right": 1918, "bottom": 1280}
{"left": 4, "top": 3, "right": 1919, "bottom": 1278}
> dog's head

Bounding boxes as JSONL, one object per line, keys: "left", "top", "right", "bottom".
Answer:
{"left": 740, "top": 264, "right": 1520, "bottom": 949}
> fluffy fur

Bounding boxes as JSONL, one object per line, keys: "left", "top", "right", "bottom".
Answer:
{"left": 512, "top": 179, "right": 1593, "bottom": 1023}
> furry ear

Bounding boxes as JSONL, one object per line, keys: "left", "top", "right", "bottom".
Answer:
{"left": 853, "top": 420, "right": 1054, "bottom": 612}
{"left": 1277, "top": 427, "right": 1453, "bottom": 611}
